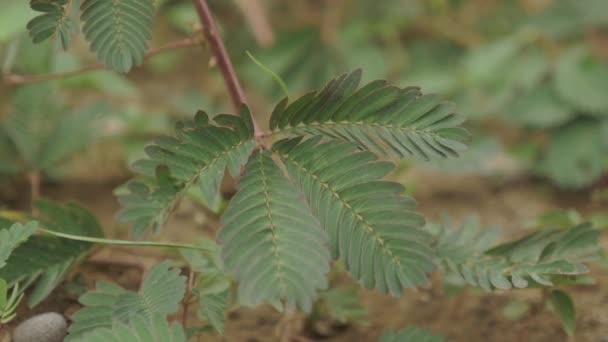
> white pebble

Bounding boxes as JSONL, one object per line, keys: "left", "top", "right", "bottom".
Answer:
{"left": 13, "top": 312, "right": 67, "bottom": 342}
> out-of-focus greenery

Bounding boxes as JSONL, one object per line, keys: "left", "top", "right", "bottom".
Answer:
{"left": 1, "top": 0, "right": 607, "bottom": 189}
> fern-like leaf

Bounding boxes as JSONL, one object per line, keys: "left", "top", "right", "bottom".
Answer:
{"left": 0, "top": 201, "right": 102, "bottom": 307}
{"left": 198, "top": 289, "right": 229, "bottom": 334}
{"left": 66, "top": 261, "right": 186, "bottom": 340}
{"left": 218, "top": 150, "right": 330, "bottom": 311}
{"left": 380, "top": 326, "right": 444, "bottom": 342}
{"left": 433, "top": 219, "right": 600, "bottom": 291}
{"left": 27, "top": 0, "right": 75, "bottom": 50}
{"left": 269, "top": 70, "right": 468, "bottom": 160}
{"left": 79, "top": 0, "right": 156, "bottom": 72}
{"left": 273, "top": 138, "right": 434, "bottom": 295}
{"left": 118, "top": 111, "right": 255, "bottom": 237}
{"left": 69, "top": 313, "right": 186, "bottom": 342}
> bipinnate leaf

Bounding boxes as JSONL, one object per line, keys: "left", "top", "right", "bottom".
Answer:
{"left": 69, "top": 314, "right": 186, "bottom": 342}
{"left": 269, "top": 70, "right": 468, "bottom": 160}
{"left": 433, "top": 217, "right": 600, "bottom": 291}
{"left": 381, "top": 326, "right": 444, "bottom": 342}
{"left": 273, "top": 137, "right": 434, "bottom": 295}
{"left": 66, "top": 261, "right": 186, "bottom": 340}
{"left": 218, "top": 150, "right": 330, "bottom": 312}
{"left": 79, "top": 0, "right": 156, "bottom": 72}
{"left": 118, "top": 111, "right": 255, "bottom": 237}
{"left": 27, "top": 0, "right": 75, "bottom": 50}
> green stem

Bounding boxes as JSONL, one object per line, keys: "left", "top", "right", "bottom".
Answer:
{"left": 37, "top": 227, "right": 211, "bottom": 251}
{"left": 246, "top": 50, "right": 289, "bottom": 98}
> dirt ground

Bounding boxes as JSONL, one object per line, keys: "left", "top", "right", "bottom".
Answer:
{"left": 2, "top": 163, "right": 607, "bottom": 342}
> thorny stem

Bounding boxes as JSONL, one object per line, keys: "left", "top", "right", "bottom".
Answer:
{"left": 2, "top": 38, "right": 200, "bottom": 85}
{"left": 191, "top": 0, "right": 262, "bottom": 136}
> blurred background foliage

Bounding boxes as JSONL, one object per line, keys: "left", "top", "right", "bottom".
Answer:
{"left": 1, "top": 0, "right": 607, "bottom": 190}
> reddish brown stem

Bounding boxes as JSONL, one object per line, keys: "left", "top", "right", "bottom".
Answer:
{"left": 191, "top": 0, "right": 262, "bottom": 135}
{"left": 3, "top": 38, "right": 199, "bottom": 85}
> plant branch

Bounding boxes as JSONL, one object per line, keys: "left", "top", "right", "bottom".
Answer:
{"left": 191, "top": 0, "right": 262, "bottom": 136}
{"left": 37, "top": 227, "right": 213, "bottom": 251}
{"left": 2, "top": 38, "right": 200, "bottom": 86}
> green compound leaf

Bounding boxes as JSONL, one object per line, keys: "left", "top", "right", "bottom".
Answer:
{"left": 69, "top": 313, "right": 186, "bottom": 342}
{"left": 79, "top": 0, "right": 156, "bottom": 72}
{"left": 433, "top": 218, "right": 600, "bottom": 291}
{"left": 27, "top": 0, "right": 75, "bottom": 50}
{"left": 273, "top": 137, "right": 434, "bottom": 295}
{"left": 381, "top": 326, "right": 444, "bottom": 342}
{"left": 66, "top": 261, "right": 186, "bottom": 340}
{"left": 0, "top": 201, "right": 102, "bottom": 307}
{"left": 118, "top": 111, "right": 255, "bottom": 237}
{"left": 269, "top": 70, "right": 468, "bottom": 161}
{"left": 554, "top": 45, "right": 608, "bottom": 114}
{"left": 198, "top": 289, "right": 229, "bottom": 335}
{"left": 218, "top": 150, "right": 330, "bottom": 312}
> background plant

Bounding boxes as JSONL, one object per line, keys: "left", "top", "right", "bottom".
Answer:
{"left": 0, "top": 0, "right": 607, "bottom": 341}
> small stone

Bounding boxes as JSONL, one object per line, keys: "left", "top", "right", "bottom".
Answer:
{"left": 13, "top": 312, "right": 67, "bottom": 342}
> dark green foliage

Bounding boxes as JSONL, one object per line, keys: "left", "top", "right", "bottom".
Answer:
{"left": 1, "top": 84, "right": 105, "bottom": 175}
{"left": 69, "top": 313, "right": 186, "bottom": 342}
{"left": 0, "top": 222, "right": 37, "bottom": 269}
{"left": 118, "top": 110, "right": 255, "bottom": 237}
{"left": 0, "top": 201, "right": 102, "bottom": 307}
{"left": 66, "top": 261, "right": 186, "bottom": 340}
{"left": 270, "top": 70, "right": 468, "bottom": 161}
{"left": 80, "top": 0, "right": 155, "bottom": 72}
{"left": 219, "top": 150, "right": 329, "bottom": 311}
{"left": 432, "top": 218, "right": 600, "bottom": 291}
{"left": 118, "top": 71, "right": 464, "bottom": 311}
{"left": 27, "top": 0, "right": 75, "bottom": 50}
{"left": 24, "top": 0, "right": 156, "bottom": 72}
{"left": 273, "top": 137, "right": 434, "bottom": 295}
{"left": 550, "top": 289, "right": 576, "bottom": 336}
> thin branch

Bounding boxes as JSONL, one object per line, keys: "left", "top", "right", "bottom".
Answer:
{"left": 37, "top": 227, "right": 213, "bottom": 251}
{"left": 2, "top": 38, "right": 200, "bottom": 86}
{"left": 191, "top": 0, "right": 262, "bottom": 135}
